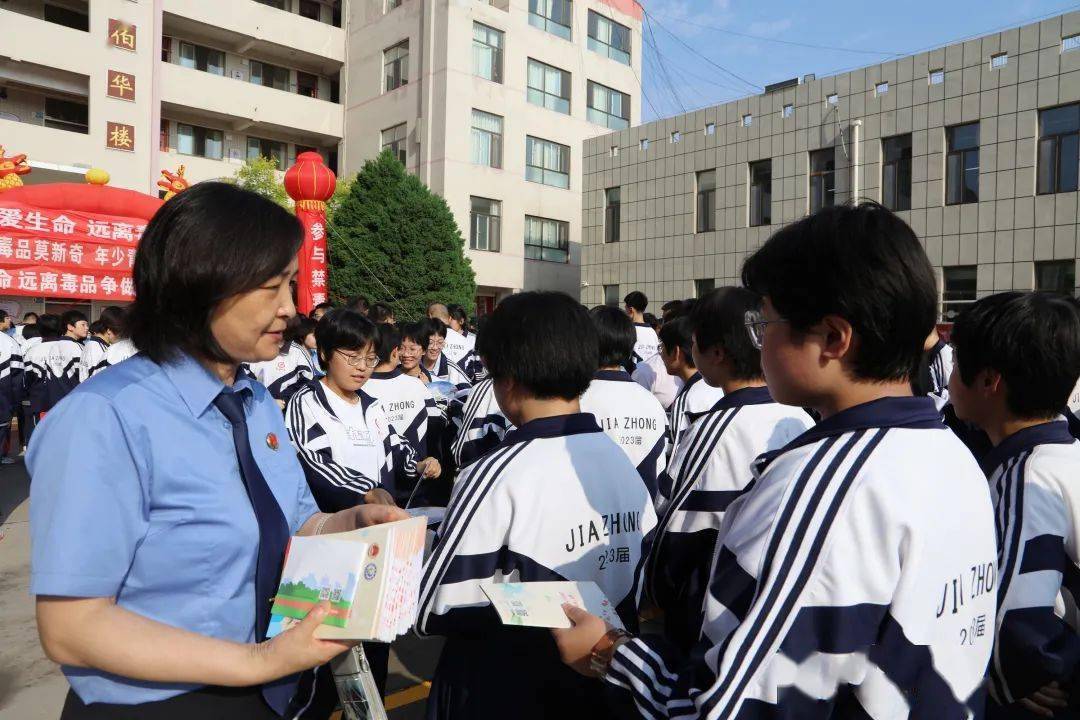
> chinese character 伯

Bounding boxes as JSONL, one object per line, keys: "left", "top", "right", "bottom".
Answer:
{"left": 109, "top": 21, "right": 136, "bottom": 50}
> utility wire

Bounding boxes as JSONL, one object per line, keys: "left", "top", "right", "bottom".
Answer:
{"left": 643, "top": 7, "right": 763, "bottom": 93}
{"left": 643, "top": 13, "right": 688, "bottom": 114}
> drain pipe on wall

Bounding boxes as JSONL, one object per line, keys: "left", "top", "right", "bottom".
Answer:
{"left": 851, "top": 119, "right": 862, "bottom": 202}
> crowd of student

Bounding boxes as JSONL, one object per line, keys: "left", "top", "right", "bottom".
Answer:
{"left": 22, "top": 182, "right": 1080, "bottom": 720}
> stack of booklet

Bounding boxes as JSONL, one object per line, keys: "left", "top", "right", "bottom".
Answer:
{"left": 267, "top": 516, "right": 427, "bottom": 641}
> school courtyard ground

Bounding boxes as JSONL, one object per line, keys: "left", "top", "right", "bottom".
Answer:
{"left": 0, "top": 461, "right": 441, "bottom": 720}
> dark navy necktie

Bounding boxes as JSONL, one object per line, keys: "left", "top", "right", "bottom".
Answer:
{"left": 214, "top": 389, "right": 296, "bottom": 716}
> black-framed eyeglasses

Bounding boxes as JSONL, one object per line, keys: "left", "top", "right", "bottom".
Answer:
{"left": 335, "top": 350, "right": 379, "bottom": 368}
{"left": 744, "top": 310, "right": 788, "bottom": 350}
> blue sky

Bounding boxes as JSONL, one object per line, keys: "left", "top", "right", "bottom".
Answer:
{"left": 637, "top": 0, "right": 1080, "bottom": 121}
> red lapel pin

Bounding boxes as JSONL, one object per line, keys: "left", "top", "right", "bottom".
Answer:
{"left": 266, "top": 433, "right": 279, "bottom": 451}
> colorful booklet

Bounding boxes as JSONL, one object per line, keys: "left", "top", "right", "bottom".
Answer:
{"left": 480, "top": 581, "right": 625, "bottom": 630}
{"left": 267, "top": 516, "right": 428, "bottom": 641}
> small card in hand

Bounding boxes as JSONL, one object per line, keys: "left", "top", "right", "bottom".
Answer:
{"left": 480, "top": 581, "right": 625, "bottom": 630}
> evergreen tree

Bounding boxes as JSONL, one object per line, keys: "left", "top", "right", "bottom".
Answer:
{"left": 327, "top": 150, "right": 475, "bottom": 319}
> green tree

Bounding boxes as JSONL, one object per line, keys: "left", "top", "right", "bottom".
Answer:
{"left": 228, "top": 156, "right": 291, "bottom": 208}
{"left": 327, "top": 150, "right": 475, "bottom": 320}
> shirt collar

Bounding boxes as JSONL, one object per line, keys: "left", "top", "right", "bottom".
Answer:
{"left": 499, "top": 413, "right": 601, "bottom": 448}
{"left": 754, "top": 395, "right": 943, "bottom": 475}
{"left": 371, "top": 368, "right": 403, "bottom": 380}
{"left": 978, "top": 420, "right": 1075, "bottom": 477}
{"left": 675, "top": 372, "right": 702, "bottom": 399}
{"left": 310, "top": 378, "right": 377, "bottom": 419}
{"left": 594, "top": 369, "right": 634, "bottom": 382}
{"left": 633, "top": 322, "right": 650, "bottom": 328}
{"left": 161, "top": 352, "right": 254, "bottom": 418}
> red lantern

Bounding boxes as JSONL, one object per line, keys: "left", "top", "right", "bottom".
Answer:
{"left": 284, "top": 152, "right": 336, "bottom": 315}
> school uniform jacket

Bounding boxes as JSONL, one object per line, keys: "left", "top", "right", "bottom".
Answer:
{"left": 927, "top": 340, "right": 955, "bottom": 411}
{"left": 605, "top": 396, "right": 998, "bottom": 720}
{"left": 449, "top": 378, "right": 512, "bottom": 469}
{"left": 668, "top": 373, "right": 726, "bottom": 451}
{"left": 24, "top": 337, "right": 83, "bottom": 416}
{"left": 580, "top": 369, "right": 669, "bottom": 498}
{"left": 416, "top": 413, "right": 658, "bottom": 720}
{"left": 634, "top": 352, "right": 684, "bottom": 410}
{"left": 442, "top": 327, "right": 474, "bottom": 367}
{"left": 0, "top": 331, "right": 22, "bottom": 422}
{"left": 363, "top": 368, "right": 441, "bottom": 458}
{"left": 105, "top": 338, "right": 137, "bottom": 367}
{"left": 647, "top": 387, "right": 812, "bottom": 653}
{"left": 984, "top": 420, "right": 1080, "bottom": 706}
{"left": 634, "top": 323, "right": 661, "bottom": 364}
{"left": 79, "top": 337, "right": 110, "bottom": 383}
{"left": 424, "top": 353, "right": 472, "bottom": 393}
{"left": 285, "top": 379, "right": 420, "bottom": 509}
{"left": 248, "top": 342, "right": 316, "bottom": 404}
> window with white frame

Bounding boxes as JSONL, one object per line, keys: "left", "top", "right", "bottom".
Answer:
{"left": 470, "top": 196, "right": 501, "bottom": 251}
{"left": 381, "top": 123, "right": 407, "bottom": 165}
{"left": 670, "top": 130, "right": 681, "bottom": 143}
{"left": 742, "top": 114, "right": 752, "bottom": 127}
{"left": 1064, "top": 34, "right": 1080, "bottom": 53}
{"left": 177, "top": 123, "right": 223, "bottom": 159}
{"left": 472, "top": 23, "right": 504, "bottom": 82}
{"left": 929, "top": 69, "right": 944, "bottom": 84}
{"left": 524, "top": 215, "right": 569, "bottom": 262}
{"left": 586, "top": 81, "right": 630, "bottom": 130}
{"left": 705, "top": 122, "right": 715, "bottom": 135}
{"left": 640, "top": 138, "right": 649, "bottom": 150}
{"left": 875, "top": 81, "right": 888, "bottom": 96}
{"left": 383, "top": 41, "right": 409, "bottom": 91}
{"left": 782, "top": 104, "right": 793, "bottom": 118}
{"left": 587, "top": 11, "right": 630, "bottom": 65}
{"left": 471, "top": 110, "right": 503, "bottom": 168}
{"left": 826, "top": 93, "right": 838, "bottom": 106}
{"left": 525, "top": 136, "right": 570, "bottom": 188}
{"left": 529, "top": 0, "right": 572, "bottom": 40}
{"left": 990, "top": 52, "right": 1008, "bottom": 69}
{"left": 527, "top": 59, "right": 571, "bottom": 114}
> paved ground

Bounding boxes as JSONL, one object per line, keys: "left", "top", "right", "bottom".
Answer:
{"left": 0, "top": 462, "right": 440, "bottom": 719}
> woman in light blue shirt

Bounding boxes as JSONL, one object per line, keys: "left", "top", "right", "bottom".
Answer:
{"left": 29, "top": 182, "right": 405, "bottom": 719}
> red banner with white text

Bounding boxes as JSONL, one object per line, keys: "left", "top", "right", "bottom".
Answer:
{"left": 294, "top": 205, "right": 328, "bottom": 316}
{"left": 0, "top": 201, "right": 142, "bottom": 301}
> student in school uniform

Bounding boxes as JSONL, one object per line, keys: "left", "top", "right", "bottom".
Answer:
{"left": 920, "top": 326, "right": 954, "bottom": 410}
{"left": 24, "top": 312, "right": 83, "bottom": 420}
{"left": 554, "top": 202, "right": 998, "bottom": 719}
{"left": 632, "top": 348, "right": 683, "bottom": 410}
{"left": 363, "top": 323, "right": 446, "bottom": 502}
{"left": 17, "top": 322, "right": 42, "bottom": 450}
{"left": 448, "top": 375, "right": 512, "bottom": 469}
{"left": 421, "top": 319, "right": 472, "bottom": 393}
{"left": 624, "top": 291, "right": 660, "bottom": 365}
{"left": 659, "top": 316, "right": 726, "bottom": 451}
{"left": 105, "top": 336, "right": 137, "bottom": 367}
{"left": 285, "top": 310, "right": 441, "bottom": 511}
{"left": 0, "top": 323, "right": 21, "bottom": 464}
{"left": 248, "top": 315, "right": 318, "bottom": 407}
{"left": 417, "top": 291, "right": 657, "bottom": 720}
{"left": 646, "top": 288, "right": 811, "bottom": 653}
{"left": 448, "top": 304, "right": 486, "bottom": 382}
{"left": 79, "top": 306, "right": 126, "bottom": 383}
{"left": 426, "top": 303, "right": 473, "bottom": 367}
{"left": 948, "top": 291, "right": 1080, "bottom": 719}
{"left": 579, "top": 305, "right": 668, "bottom": 498}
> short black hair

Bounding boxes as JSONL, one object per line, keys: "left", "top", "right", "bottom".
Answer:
{"left": 448, "top": 303, "right": 469, "bottom": 325}
{"left": 399, "top": 321, "right": 430, "bottom": 350}
{"left": 689, "top": 287, "right": 763, "bottom": 380}
{"left": 21, "top": 323, "right": 42, "bottom": 341}
{"left": 315, "top": 309, "right": 377, "bottom": 366}
{"left": 741, "top": 202, "right": 936, "bottom": 382}
{"left": 128, "top": 182, "right": 303, "bottom": 364}
{"left": 952, "top": 291, "right": 1080, "bottom": 419}
{"left": 97, "top": 305, "right": 126, "bottom": 335}
{"left": 643, "top": 312, "right": 661, "bottom": 332}
{"left": 312, "top": 302, "right": 335, "bottom": 315}
{"left": 23, "top": 312, "right": 38, "bottom": 322}
{"left": 658, "top": 317, "right": 695, "bottom": 367}
{"left": 426, "top": 318, "right": 447, "bottom": 339}
{"left": 478, "top": 292, "right": 597, "bottom": 400}
{"left": 375, "top": 323, "right": 402, "bottom": 363}
{"left": 346, "top": 295, "right": 370, "bottom": 314}
{"left": 37, "top": 314, "right": 61, "bottom": 340}
{"left": 589, "top": 305, "right": 635, "bottom": 368}
{"left": 89, "top": 320, "right": 105, "bottom": 336}
{"left": 624, "top": 291, "right": 648, "bottom": 312}
{"left": 285, "top": 314, "right": 316, "bottom": 347}
{"left": 369, "top": 302, "right": 395, "bottom": 323}
{"left": 660, "top": 300, "right": 683, "bottom": 319}
{"left": 61, "top": 310, "right": 87, "bottom": 332}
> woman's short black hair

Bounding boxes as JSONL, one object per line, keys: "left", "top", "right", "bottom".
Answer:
{"left": 589, "top": 305, "right": 635, "bottom": 369}
{"left": 658, "top": 317, "right": 695, "bottom": 367}
{"left": 689, "top": 287, "right": 763, "bottom": 380}
{"left": 952, "top": 291, "right": 1080, "bottom": 419}
{"left": 478, "top": 292, "right": 597, "bottom": 400}
{"left": 315, "top": 309, "right": 377, "bottom": 366}
{"left": 23, "top": 312, "right": 38, "bottom": 323}
{"left": 37, "top": 313, "right": 61, "bottom": 339}
{"left": 347, "top": 295, "right": 370, "bottom": 314}
{"left": 127, "top": 182, "right": 303, "bottom": 364}
{"left": 22, "top": 323, "right": 42, "bottom": 341}
{"left": 97, "top": 305, "right": 127, "bottom": 335}
{"left": 623, "top": 291, "right": 648, "bottom": 312}
{"left": 400, "top": 321, "right": 430, "bottom": 350}
{"left": 375, "top": 323, "right": 402, "bottom": 363}
{"left": 285, "top": 314, "right": 316, "bottom": 347}
{"left": 741, "top": 202, "right": 936, "bottom": 383}
{"left": 426, "top": 318, "right": 447, "bottom": 339}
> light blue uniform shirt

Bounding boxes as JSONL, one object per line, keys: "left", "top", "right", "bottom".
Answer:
{"left": 28, "top": 352, "right": 319, "bottom": 705}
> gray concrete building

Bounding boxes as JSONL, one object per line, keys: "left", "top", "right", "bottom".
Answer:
{"left": 581, "top": 11, "right": 1080, "bottom": 321}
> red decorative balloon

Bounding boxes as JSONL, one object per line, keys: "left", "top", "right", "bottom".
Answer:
{"left": 284, "top": 151, "right": 336, "bottom": 204}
